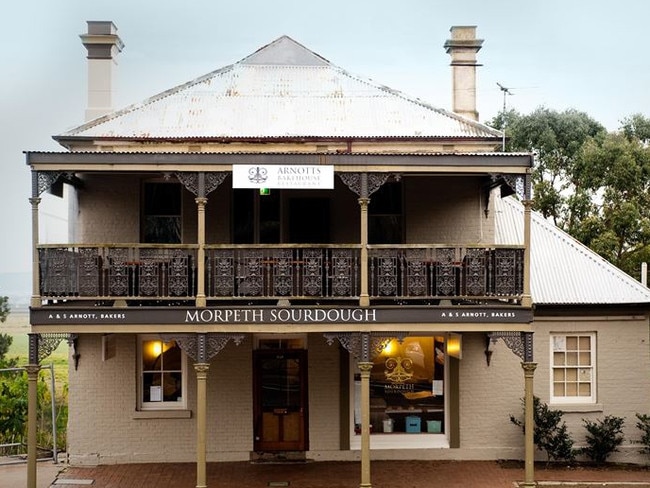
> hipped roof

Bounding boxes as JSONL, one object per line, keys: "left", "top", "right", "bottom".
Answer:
{"left": 57, "top": 36, "right": 502, "bottom": 142}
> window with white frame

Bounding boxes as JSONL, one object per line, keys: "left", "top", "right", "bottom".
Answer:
{"left": 550, "top": 333, "right": 595, "bottom": 404}
{"left": 138, "top": 336, "right": 187, "bottom": 409}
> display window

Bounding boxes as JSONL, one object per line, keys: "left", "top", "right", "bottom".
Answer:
{"left": 353, "top": 336, "right": 445, "bottom": 436}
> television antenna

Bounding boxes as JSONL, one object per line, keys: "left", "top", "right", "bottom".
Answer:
{"left": 497, "top": 83, "right": 514, "bottom": 151}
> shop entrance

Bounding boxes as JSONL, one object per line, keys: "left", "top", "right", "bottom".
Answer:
{"left": 253, "top": 349, "right": 308, "bottom": 451}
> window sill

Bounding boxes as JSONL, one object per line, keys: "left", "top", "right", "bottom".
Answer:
{"left": 549, "top": 403, "right": 603, "bottom": 413}
{"left": 133, "top": 409, "right": 192, "bottom": 419}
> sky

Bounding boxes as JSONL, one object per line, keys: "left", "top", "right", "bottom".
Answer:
{"left": 1, "top": 0, "right": 649, "bottom": 275}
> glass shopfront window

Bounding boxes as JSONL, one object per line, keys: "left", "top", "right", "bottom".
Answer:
{"left": 354, "top": 336, "right": 445, "bottom": 435}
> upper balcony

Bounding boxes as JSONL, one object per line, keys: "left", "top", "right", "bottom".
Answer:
{"left": 36, "top": 243, "right": 524, "bottom": 306}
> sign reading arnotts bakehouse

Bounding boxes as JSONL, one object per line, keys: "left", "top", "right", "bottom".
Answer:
{"left": 232, "top": 164, "right": 334, "bottom": 189}
{"left": 30, "top": 307, "right": 533, "bottom": 326}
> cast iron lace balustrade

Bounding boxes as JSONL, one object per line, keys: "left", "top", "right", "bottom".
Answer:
{"left": 205, "top": 245, "right": 361, "bottom": 300}
{"left": 37, "top": 243, "right": 523, "bottom": 304}
{"left": 38, "top": 245, "right": 197, "bottom": 300}
{"left": 368, "top": 245, "right": 524, "bottom": 302}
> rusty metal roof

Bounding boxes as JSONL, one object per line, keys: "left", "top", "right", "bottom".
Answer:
{"left": 495, "top": 196, "right": 650, "bottom": 305}
{"left": 58, "top": 36, "right": 502, "bottom": 141}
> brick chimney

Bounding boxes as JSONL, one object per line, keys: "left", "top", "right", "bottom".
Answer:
{"left": 444, "top": 26, "right": 483, "bottom": 121}
{"left": 80, "top": 21, "right": 124, "bottom": 121}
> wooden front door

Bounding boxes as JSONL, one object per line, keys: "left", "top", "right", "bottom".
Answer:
{"left": 253, "top": 349, "right": 308, "bottom": 451}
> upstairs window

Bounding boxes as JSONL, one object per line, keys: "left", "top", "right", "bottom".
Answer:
{"left": 369, "top": 181, "right": 402, "bottom": 244}
{"left": 142, "top": 182, "right": 182, "bottom": 243}
{"left": 550, "top": 333, "right": 596, "bottom": 404}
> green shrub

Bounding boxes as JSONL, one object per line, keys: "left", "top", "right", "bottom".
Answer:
{"left": 510, "top": 396, "right": 576, "bottom": 464}
{"left": 635, "top": 413, "right": 650, "bottom": 455}
{"left": 581, "top": 415, "right": 625, "bottom": 464}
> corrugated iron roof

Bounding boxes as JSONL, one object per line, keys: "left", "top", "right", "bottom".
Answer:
{"left": 59, "top": 36, "right": 502, "bottom": 141}
{"left": 495, "top": 196, "right": 650, "bottom": 305}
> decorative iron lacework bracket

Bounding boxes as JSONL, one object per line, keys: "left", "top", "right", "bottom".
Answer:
{"left": 175, "top": 172, "right": 228, "bottom": 197}
{"left": 33, "top": 171, "right": 62, "bottom": 197}
{"left": 483, "top": 173, "right": 529, "bottom": 217}
{"left": 501, "top": 174, "right": 530, "bottom": 201}
{"left": 487, "top": 331, "right": 534, "bottom": 362}
{"left": 161, "top": 333, "right": 244, "bottom": 362}
{"left": 337, "top": 173, "right": 393, "bottom": 197}
{"left": 28, "top": 333, "right": 77, "bottom": 364}
{"left": 33, "top": 171, "right": 84, "bottom": 197}
{"left": 324, "top": 332, "right": 406, "bottom": 362}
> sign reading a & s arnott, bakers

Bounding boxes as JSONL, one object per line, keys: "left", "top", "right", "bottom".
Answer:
{"left": 232, "top": 164, "right": 334, "bottom": 190}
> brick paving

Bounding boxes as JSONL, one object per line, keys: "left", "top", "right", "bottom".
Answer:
{"left": 49, "top": 460, "right": 650, "bottom": 488}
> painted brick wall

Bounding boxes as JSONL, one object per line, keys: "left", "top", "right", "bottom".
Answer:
{"left": 531, "top": 316, "right": 650, "bottom": 464}
{"left": 77, "top": 175, "right": 140, "bottom": 242}
{"left": 458, "top": 316, "right": 650, "bottom": 462}
{"left": 67, "top": 333, "right": 253, "bottom": 465}
{"left": 405, "top": 176, "right": 494, "bottom": 244}
{"left": 307, "top": 333, "right": 341, "bottom": 454}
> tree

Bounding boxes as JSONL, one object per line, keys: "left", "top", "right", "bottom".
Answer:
{"left": 491, "top": 108, "right": 650, "bottom": 278}
{"left": 0, "top": 296, "right": 12, "bottom": 365}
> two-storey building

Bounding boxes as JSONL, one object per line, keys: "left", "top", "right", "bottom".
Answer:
{"left": 24, "top": 22, "right": 650, "bottom": 488}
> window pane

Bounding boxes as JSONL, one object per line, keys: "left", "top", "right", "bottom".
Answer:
{"left": 578, "top": 336, "right": 591, "bottom": 350}
{"left": 142, "top": 340, "right": 163, "bottom": 371}
{"left": 144, "top": 216, "right": 181, "bottom": 244}
{"left": 553, "top": 369, "right": 565, "bottom": 381}
{"left": 143, "top": 372, "right": 162, "bottom": 402}
{"left": 553, "top": 383, "right": 565, "bottom": 396}
{"left": 566, "top": 383, "right": 578, "bottom": 396}
{"left": 144, "top": 183, "right": 181, "bottom": 214}
{"left": 578, "top": 383, "right": 591, "bottom": 396}
{"left": 143, "top": 182, "right": 182, "bottom": 244}
{"left": 553, "top": 352, "right": 565, "bottom": 366}
{"left": 566, "top": 368, "right": 577, "bottom": 381}
{"left": 162, "top": 372, "right": 183, "bottom": 401}
{"left": 162, "top": 341, "right": 182, "bottom": 370}
{"left": 578, "top": 352, "right": 591, "bottom": 366}
{"left": 567, "top": 352, "right": 579, "bottom": 366}
{"left": 566, "top": 336, "right": 578, "bottom": 349}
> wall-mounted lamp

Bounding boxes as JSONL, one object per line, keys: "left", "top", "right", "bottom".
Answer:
{"left": 485, "top": 335, "right": 495, "bottom": 366}
{"left": 72, "top": 337, "right": 80, "bottom": 370}
{"left": 447, "top": 333, "right": 462, "bottom": 360}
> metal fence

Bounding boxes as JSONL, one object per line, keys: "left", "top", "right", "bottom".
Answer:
{"left": 0, "top": 363, "right": 59, "bottom": 464}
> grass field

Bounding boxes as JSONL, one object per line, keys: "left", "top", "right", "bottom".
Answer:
{"left": 1, "top": 311, "right": 69, "bottom": 386}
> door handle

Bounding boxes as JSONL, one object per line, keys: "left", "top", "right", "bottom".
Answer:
{"left": 273, "top": 408, "right": 288, "bottom": 415}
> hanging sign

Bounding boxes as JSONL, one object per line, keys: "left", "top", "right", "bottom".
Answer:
{"left": 232, "top": 164, "right": 334, "bottom": 190}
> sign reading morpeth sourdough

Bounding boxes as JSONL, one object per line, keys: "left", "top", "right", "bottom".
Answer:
{"left": 232, "top": 164, "right": 334, "bottom": 189}
{"left": 30, "top": 307, "right": 533, "bottom": 325}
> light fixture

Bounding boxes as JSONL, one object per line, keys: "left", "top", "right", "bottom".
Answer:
{"left": 485, "top": 335, "right": 494, "bottom": 366}
{"left": 447, "top": 333, "right": 462, "bottom": 359}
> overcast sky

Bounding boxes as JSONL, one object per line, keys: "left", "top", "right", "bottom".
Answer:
{"left": 1, "top": 0, "right": 649, "bottom": 275}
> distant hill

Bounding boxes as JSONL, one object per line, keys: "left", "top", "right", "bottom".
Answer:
{"left": 0, "top": 272, "right": 31, "bottom": 311}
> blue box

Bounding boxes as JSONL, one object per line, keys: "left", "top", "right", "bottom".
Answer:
{"left": 405, "top": 415, "right": 421, "bottom": 433}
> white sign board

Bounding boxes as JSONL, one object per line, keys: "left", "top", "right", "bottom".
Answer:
{"left": 232, "top": 165, "right": 334, "bottom": 190}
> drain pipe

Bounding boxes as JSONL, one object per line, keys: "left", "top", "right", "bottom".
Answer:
{"left": 642, "top": 262, "right": 647, "bottom": 287}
